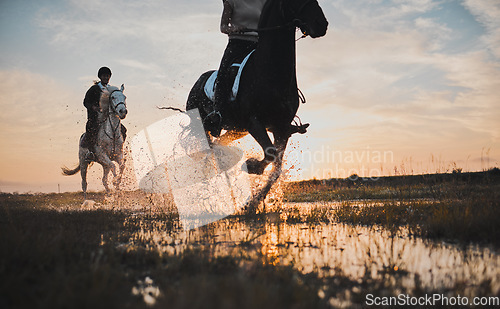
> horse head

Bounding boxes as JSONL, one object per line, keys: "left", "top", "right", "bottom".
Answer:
{"left": 286, "top": 0, "right": 328, "bottom": 38}
{"left": 109, "top": 84, "right": 128, "bottom": 120}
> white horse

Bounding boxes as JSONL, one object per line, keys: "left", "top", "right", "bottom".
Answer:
{"left": 62, "top": 84, "right": 128, "bottom": 199}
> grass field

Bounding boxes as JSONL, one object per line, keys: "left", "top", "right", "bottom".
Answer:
{"left": 285, "top": 168, "right": 500, "bottom": 245}
{"left": 1, "top": 169, "right": 499, "bottom": 308}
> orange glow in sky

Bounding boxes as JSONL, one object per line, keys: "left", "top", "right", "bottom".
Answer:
{"left": 0, "top": 0, "right": 499, "bottom": 193}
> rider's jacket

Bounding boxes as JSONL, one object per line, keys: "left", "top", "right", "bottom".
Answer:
{"left": 83, "top": 82, "right": 107, "bottom": 120}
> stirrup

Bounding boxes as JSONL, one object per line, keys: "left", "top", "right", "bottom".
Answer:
{"left": 204, "top": 111, "right": 223, "bottom": 137}
{"left": 85, "top": 151, "right": 96, "bottom": 162}
{"left": 204, "top": 110, "right": 222, "bottom": 123}
{"left": 84, "top": 145, "right": 97, "bottom": 162}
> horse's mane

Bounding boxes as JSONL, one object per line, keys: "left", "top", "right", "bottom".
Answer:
{"left": 99, "top": 85, "right": 120, "bottom": 111}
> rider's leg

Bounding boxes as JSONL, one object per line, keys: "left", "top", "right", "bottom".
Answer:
{"left": 87, "top": 126, "right": 98, "bottom": 152}
{"left": 81, "top": 122, "right": 91, "bottom": 148}
{"left": 209, "top": 44, "right": 234, "bottom": 137}
{"left": 84, "top": 114, "right": 97, "bottom": 145}
{"left": 209, "top": 39, "right": 257, "bottom": 137}
{"left": 83, "top": 116, "right": 98, "bottom": 160}
{"left": 82, "top": 110, "right": 97, "bottom": 146}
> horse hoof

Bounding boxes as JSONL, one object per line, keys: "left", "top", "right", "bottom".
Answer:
{"left": 291, "top": 123, "right": 310, "bottom": 135}
{"left": 245, "top": 158, "right": 265, "bottom": 175}
{"left": 297, "top": 123, "right": 309, "bottom": 134}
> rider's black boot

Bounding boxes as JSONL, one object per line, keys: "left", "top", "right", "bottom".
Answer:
{"left": 207, "top": 64, "right": 232, "bottom": 138}
{"left": 83, "top": 118, "right": 98, "bottom": 161}
{"left": 82, "top": 130, "right": 97, "bottom": 162}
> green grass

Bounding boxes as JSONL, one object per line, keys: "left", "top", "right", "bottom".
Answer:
{"left": 3, "top": 196, "right": 491, "bottom": 309}
{"left": 332, "top": 198, "right": 500, "bottom": 244}
{"left": 284, "top": 168, "right": 500, "bottom": 201}
{"left": 284, "top": 168, "right": 500, "bottom": 245}
{"left": 1, "top": 169, "right": 499, "bottom": 308}
{"left": 0, "top": 193, "right": 341, "bottom": 309}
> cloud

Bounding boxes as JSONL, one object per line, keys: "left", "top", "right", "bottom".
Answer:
{"left": 0, "top": 70, "right": 80, "bottom": 138}
{"left": 37, "top": 0, "right": 225, "bottom": 97}
{"left": 37, "top": 0, "right": 222, "bottom": 54}
{"left": 293, "top": 0, "right": 500, "bottom": 167}
{"left": 462, "top": 0, "right": 500, "bottom": 58}
{"left": 116, "top": 59, "right": 160, "bottom": 72}
{"left": 414, "top": 17, "right": 453, "bottom": 50}
{"left": 1, "top": 0, "right": 498, "bottom": 188}
{"left": 329, "top": 0, "right": 438, "bottom": 30}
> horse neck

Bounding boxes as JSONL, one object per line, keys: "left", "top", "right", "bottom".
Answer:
{"left": 100, "top": 105, "right": 120, "bottom": 133}
{"left": 257, "top": 0, "right": 297, "bottom": 82}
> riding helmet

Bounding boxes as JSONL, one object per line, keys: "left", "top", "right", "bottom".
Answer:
{"left": 98, "top": 67, "right": 112, "bottom": 78}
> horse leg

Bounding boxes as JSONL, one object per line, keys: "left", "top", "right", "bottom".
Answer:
{"left": 246, "top": 117, "right": 277, "bottom": 174}
{"left": 80, "top": 161, "right": 89, "bottom": 200}
{"left": 113, "top": 155, "right": 126, "bottom": 190}
{"left": 96, "top": 151, "right": 117, "bottom": 193}
{"left": 102, "top": 166, "right": 112, "bottom": 193}
{"left": 245, "top": 130, "right": 289, "bottom": 214}
{"left": 218, "top": 130, "right": 248, "bottom": 146}
{"left": 272, "top": 129, "right": 291, "bottom": 173}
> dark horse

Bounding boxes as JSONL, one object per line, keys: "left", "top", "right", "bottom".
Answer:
{"left": 186, "top": 0, "right": 328, "bottom": 178}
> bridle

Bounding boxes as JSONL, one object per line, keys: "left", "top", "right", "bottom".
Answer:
{"left": 243, "top": 0, "right": 317, "bottom": 35}
{"left": 109, "top": 89, "right": 127, "bottom": 115}
{"left": 103, "top": 89, "right": 126, "bottom": 154}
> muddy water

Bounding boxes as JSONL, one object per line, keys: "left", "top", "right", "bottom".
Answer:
{"left": 126, "top": 202, "right": 500, "bottom": 298}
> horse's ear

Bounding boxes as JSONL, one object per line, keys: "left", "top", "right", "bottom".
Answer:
{"left": 121, "top": 84, "right": 125, "bottom": 92}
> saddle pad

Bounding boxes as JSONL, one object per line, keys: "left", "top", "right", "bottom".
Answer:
{"left": 204, "top": 50, "right": 255, "bottom": 102}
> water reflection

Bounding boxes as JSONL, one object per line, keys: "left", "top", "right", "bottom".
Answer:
{"left": 124, "top": 202, "right": 500, "bottom": 298}
{"left": 262, "top": 223, "right": 280, "bottom": 265}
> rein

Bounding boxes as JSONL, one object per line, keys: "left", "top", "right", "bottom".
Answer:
{"left": 102, "top": 89, "right": 125, "bottom": 155}
{"left": 109, "top": 89, "right": 126, "bottom": 114}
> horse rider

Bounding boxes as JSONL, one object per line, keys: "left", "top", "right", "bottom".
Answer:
{"left": 206, "top": 0, "right": 309, "bottom": 137}
{"left": 206, "top": 0, "right": 267, "bottom": 137}
{"left": 82, "top": 67, "right": 126, "bottom": 160}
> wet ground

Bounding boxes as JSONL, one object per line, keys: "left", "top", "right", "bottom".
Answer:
{"left": 2, "top": 190, "right": 499, "bottom": 308}
{"left": 123, "top": 201, "right": 500, "bottom": 304}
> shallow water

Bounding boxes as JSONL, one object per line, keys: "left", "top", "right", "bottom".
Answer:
{"left": 124, "top": 202, "right": 500, "bottom": 299}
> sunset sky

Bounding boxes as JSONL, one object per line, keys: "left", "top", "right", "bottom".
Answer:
{"left": 1, "top": 0, "right": 499, "bottom": 193}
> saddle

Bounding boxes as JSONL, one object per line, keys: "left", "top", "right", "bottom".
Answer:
{"left": 204, "top": 50, "right": 255, "bottom": 103}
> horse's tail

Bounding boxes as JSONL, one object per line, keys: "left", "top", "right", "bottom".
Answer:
{"left": 61, "top": 165, "right": 80, "bottom": 176}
